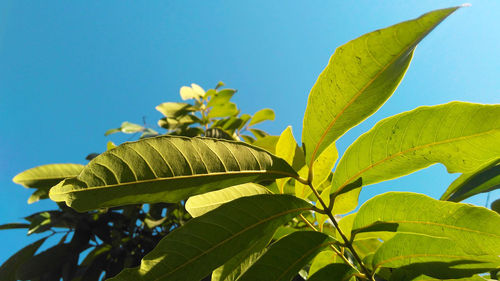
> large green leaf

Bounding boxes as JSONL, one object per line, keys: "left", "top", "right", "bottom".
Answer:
{"left": 441, "top": 158, "right": 500, "bottom": 202}
{"left": 212, "top": 235, "right": 271, "bottom": 281}
{"left": 352, "top": 192, "right": 500, "bottom": 256}
{"left": 0, "top": 237, "right": 46, "bottom": 281}
{"left": 109, "top": 194, "right": 311, "bottom": 281}
{"left": 332, "top": 102, "right": 500, "bottom": 214}
{"left": 12, "top": 163, "right": 84, "bottom": 189}
{"left": 185, "top": 183, "right": 271, "bottom": 217}
{"left": 372, "top": 234, "right": 500, "bottom": 275}
{"left": 302, "top": 7, "right": 459, "bottom": 166}
{"left": 236, "top": 231, "right": 332, "bottom": 281}
{"left": 49, "top": 136, "right": 297, "bottom": 212}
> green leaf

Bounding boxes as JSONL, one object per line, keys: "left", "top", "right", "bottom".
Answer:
{"left": 251, "top": 135, "right": 280, "bottom": 154}
{"left": 212, "top": 235, "right": 271, "bottom": 281}
{"left": 441, "top": 158, "right": 500, "bottom": 202}
{"left": 207, "top": 89, "right": 236, "bottom": 107}
{"left": 49, "top": 136, "right": 297, "bottom": 212}
{"left": 372, "top": 233, "right": 500, "bottom": 274}
{"left": 109, "top": 194, "right": 312, "bottom": 281}
{"left": 16, "top": 243, "right": 73, "bottom": 280}
{"left": 27, "top": 188, "right": 49, "bottom": 204}
{"left": 236, "top": 231, "right": 332, "bottom": 281}
{"left": 0, "top": 223, "right": 30, "bottom": 230}
{"left": 352, "top": 192, "right": 500, "bottom": 256}
{"left": 492, "top": 199, "right": 500, "bottom": 214}
{"left": 308, "top": 249, "right": 340, "bottom": 277}
{"left": 186, "top": 183, "right": 270, "bottom": 217}
{"left": 12, "top": 163, "right": 84, "bottom": 189}
{"left": 249, "top": 128, "right": 269, "bottom": 139}
{"left": 248, "top": 109, "right": 275, "bottom": 126}
{"left": 302, "top": 7, "right": 460, "bottom": 166}
{"left": 308, "top": 263, "right": 357, "bottom": 281}
{"left": 106, "top": 122, "right": 144, "bottom": 135}
{"left": 332, "top": 102, "right": 500, "bottom": 214}
{"left": 0, "top": 237, "right": 46, "bottom": 281}
{"left": 208, "top": 102, "right": 238, "bottom": 118}
{"left": 155, "top": 102, "right": 195, "bottom": 118}
{"left": 180, "top": 83, "right": 205, "bottom": 101}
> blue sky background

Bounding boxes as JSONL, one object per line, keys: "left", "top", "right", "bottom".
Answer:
{"left": 0, "top": 1, "right": 498, "bottom": 264}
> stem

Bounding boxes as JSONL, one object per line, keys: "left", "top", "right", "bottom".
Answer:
{"left": 295, "top": 176, "right": 375, "bottom": 281}
{"left": 299, "top": 214, "right": 362, "bottom": 276}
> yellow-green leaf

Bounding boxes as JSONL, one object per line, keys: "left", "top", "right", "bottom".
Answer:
{"left": 109, "top": 194, "right": 311, "bottom": 281}
{"left": 13, "top": 164, "right": 84, "bottom": 189}
{"left": 185, "top": 183, "right": 270, "bottom": 217}
{"left": 302, "top": 7, "right": 460, "bottom": 166}
{"left": 332, "top": 102, "right": 500, "bottom": 214}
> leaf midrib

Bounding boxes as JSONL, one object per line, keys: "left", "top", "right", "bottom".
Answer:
{"left": 308, "top": 30, "right": 419, "bottom": 168}
{"left": 374, "top": 253, "right": 496, "bottom": 269}
{"left": 155, "top": 207, "right": 312, "bottom": 281}
{"left": 336, "top": 128, "right": 499, "bottom": 194}
{"left": 52, "top": 170, "right": 297, "bottom": 195}
{"left": 353, "top": 220, "right": 500, "bottom": 239}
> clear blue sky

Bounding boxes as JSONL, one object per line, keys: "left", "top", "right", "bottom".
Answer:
{"left": 0, "top": 1, "right": 499, "bottom": 264}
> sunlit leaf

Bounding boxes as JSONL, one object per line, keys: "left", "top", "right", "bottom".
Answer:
{"left": 248, "top": 109, "right": 275, "bottom": 126}
{"left": 13, "top": 163, "right": 83, "bottom": 189}
{"left": 207, "top": 89, "right": 236, "bottom": 107}
{"left": 49, "top": 136, "right": 297, "bottom": 212}
{"left": 332, "top": 102, "right": 500, "bottom": 214}
{"left": 302, "top": 7, "right": 460, "bottom": 166}
{"left": 208, "top": 102, "right": 238, "bottom": 118}
{"left": 372, "top": 233, "right": 500, "bottom": 275}
{"left": 109, "top": 194, "right": 311, "bottom": 281}
{"left": 180, "top": 83, "right": 205, "bottom": 101}
{"left": 352, "top": 192, "right": 500, "bottom": 256}
{"left": 155, "top": 102, "right": 195, "bottom": 118}
{"left": 185, "top": 183, "right": 270, "bottom": 217}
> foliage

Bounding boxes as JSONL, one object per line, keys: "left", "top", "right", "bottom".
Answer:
{"left": 4, "top": 5, "right": 500, "bottom": 281}
{"left": 5, "top": 83, "right": 276, "bottom": 280}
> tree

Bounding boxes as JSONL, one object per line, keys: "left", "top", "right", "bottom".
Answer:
{"left": 3, "top": 5, "right": 500, "bottom": 281}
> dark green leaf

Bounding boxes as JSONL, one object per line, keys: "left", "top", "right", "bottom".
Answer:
{"left": 17, "top": 243, "right": 73, "bottom": 280}
{"left": 0, "top": 223, "right": 30, "bottom": 231}
{"left": 442, "top": 158, "right": 500, "bottom": 202}
{"left": 0, "top": 237, "right": 46, "bottom": 281}
{"left": 237, "top": 231, "right": 332, "bottom": 281}
{"left": 308, "top": 263, "right": 357, "bottom": 281}
{"left": 109, "top": 194, "right": 312, "bottom": 281}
